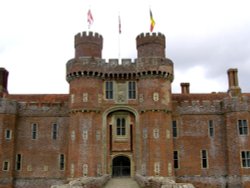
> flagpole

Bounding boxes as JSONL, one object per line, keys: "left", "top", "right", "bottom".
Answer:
{"left": 88, "top": 6, "right": 90, "bottom": 32}
{"left": 118, "top": 34, "right": 121, "bottom": 63}
{"left": 118, "top": 13, "right": 121, "bottom": 63}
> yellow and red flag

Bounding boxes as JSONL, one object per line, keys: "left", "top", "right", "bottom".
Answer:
{"left": 150, "top": 9, "right": 155, "bottom": 32}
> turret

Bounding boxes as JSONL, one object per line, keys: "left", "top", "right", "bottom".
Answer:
{"left": 0, "top": 68, "right": 9, "bottom": 96}
{"left": 136, "top": 32, "right": 166, "bottom": 58}
{"left": 74, "top": 31, "right": 103, "bottom": 58}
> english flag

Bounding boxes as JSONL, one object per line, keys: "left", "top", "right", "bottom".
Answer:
{"left": 87, "top": 9, "right": 94, "bottom": 28}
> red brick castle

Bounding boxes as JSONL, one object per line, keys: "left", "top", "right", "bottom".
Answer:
{"left": 0, "top": 30, "right": 250, "bottom": 188}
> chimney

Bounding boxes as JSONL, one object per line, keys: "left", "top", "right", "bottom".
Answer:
{"left": 0, "top": 68, "right": 9, "bottom": 96}
{"left": 227, "top": 68, "right": 241, "bottom": 97}
{"left": 181, "top": 83, "right": 190, "bottom": 94}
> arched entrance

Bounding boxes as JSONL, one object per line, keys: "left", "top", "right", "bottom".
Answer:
{"left": 112, "top": 156, "right": 131, "bottom": 177}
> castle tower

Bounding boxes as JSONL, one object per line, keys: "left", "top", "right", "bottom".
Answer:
{"left": 136, "top": 32, "right": 165, "bottom": 58}
{"left": 66, "top": 31, "right": 104, "bottom": 178}
{"left": 74, "top": 31, "right": 103, "bottom": 58}
{"left": 135, "top": 33, "right": 174, "bottom": 177}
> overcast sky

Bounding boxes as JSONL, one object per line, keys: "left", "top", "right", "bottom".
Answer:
{"left": 0, "top": 0, "right": 250, "bottom": 94}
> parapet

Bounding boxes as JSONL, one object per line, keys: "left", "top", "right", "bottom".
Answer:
{"left": 75, "top": 31, "right": 103, "bottom": 58}
{"left": 136, "top": 32, "right": 165, "bottom": 47}
{"left": 17, "top": 101, "right": 68, "bottom": 116}
{"left": 75, "top": 31, "right": 103, "bottom": 44}
{"left": 136, "top": 32, "right": 166, "bottom": 58}
{"left": 0, "top": 98, "right": 17, "bottom": 114}
{"left": 66, "top": 57, "right": 173, "bottom": 82}
{"left": 175, "top": 99, "right": 222, "bottom": 114}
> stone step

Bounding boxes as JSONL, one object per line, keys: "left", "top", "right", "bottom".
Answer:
{"left": 103, "top": 178, "right": 140, "bottom": 188}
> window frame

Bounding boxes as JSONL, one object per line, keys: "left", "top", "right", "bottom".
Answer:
{"left": 173, "top": 150, "right": 179, "bottom": 169}
{"left": 31, "top": 123, "right": 38, "bottom": 140}
{"left": 116, "top": 117, "right": 126, "bottom": 136}
{"left": 128, "top": 81, "right": 136, "bottom": 99}
{"left": 208, "top": 120, "right": 214, "bottom": 137}
{"left": 172, "top": 120, "right": 178, "bottom": 138}
{"left": 59, "top": 154, "right": 65, "bottom": 171}
{"left": 201, "top": 150, "right": 208, "bottom": 169}
{"left": 5, "top": 129, "right": 12, "bottom": 140}
{"left": 16, "top": 154, "right": 22, "bottom": 171}
{"left": 238, "top": 120, "right": 248, "bottom": 136}
{"left": 241, "top": 151, "right": 250, "bottom": 168}
{"left": 105, "top": 81, "right": 113, "bottom": 99}
{"left": 154, "top": 162, "right": 160, "bottom": 175}
{"left": 3, "top": 161, "right": 9, "bottom": 171}
{"left": 52, "top": 123, "right": 58, "bottom": 140}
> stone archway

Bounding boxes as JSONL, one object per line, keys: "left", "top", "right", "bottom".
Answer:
{"left": 112, "top": 156, "right": 131, "bottom": 177}
{"left": 102, "top": 106, "right": 140, "bottom": 177}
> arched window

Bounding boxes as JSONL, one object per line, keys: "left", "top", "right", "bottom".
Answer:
{"left": 117, "top": 118, "right": 126, "bottom": 136}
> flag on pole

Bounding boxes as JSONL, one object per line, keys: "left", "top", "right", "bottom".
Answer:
{"left": 87, "top": 9, "right": 94, "bottom": 29}
{"left": 118, "top": 15, "right": 121, "bottom": 34}
{"left": 150, "top": 9, "right": 155, "bottom": 32}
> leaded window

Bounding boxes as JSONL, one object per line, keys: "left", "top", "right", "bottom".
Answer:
{"left": 105, "top": 81, "right": 113, "bottom": 99}
{"left": 117, "top": 118, "right": 126, "bottom": 136}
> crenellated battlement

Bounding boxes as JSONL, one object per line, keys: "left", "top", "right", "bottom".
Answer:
{"left": 75, "top": 31, "right": 103, "bottom": 43}
{"left": 174, "top": 95, "right": 250, "bottom": 114}
{"left": 175, "top": 99, "right": 223, "bottom": 114}
{"left": 222, "top": 95, "right": 249, "bottom": 112}
{"left": 74, "top": 31, "right": 103, "bottom": 58}
{"left": 66, "top": 57, "right": 173, "bottom": 82}
{"left": 0, "top": 98, "right": 17, "bottom": 114}
{"left": 136, "top": 32, "right": 165, "bottom": 45}
{"left": 17, "top": 101, "right": 68, "bottom": 116}
{"left": 0, "top": 98, "right": 68, "bottom": 116}
{"left": 77, "top": 31, "right": 102, "bottom": 38}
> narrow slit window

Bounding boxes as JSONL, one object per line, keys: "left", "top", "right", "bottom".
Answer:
{"left": 5, "top": 129, "right": 12, "bottom": 140}
{"left": 16, "top": 154, "right": 22, "bottom": 171}
{"left": 3, "top": 161, "right": 9, "bottom": 171}
{"left": 172, "top": 121, "right": 178, "bottom": 138}
{"left": 173, "top": 151, "right": 179, "bottom": 169}
{"left": 31, "top": 123, "right": 38, "bottom": 140}
{"left": 201, "top": 150, "right": 208, "bottom": 169}
{"left": 59, "top": 154, "right": 65, "bottom": 170}
{"left": 209, "top": 120, "right": 214, "bottom": 137}
{"left": 52, "top": 123, "right": 58, "bottom": 140}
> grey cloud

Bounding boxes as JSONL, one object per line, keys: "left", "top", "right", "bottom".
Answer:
{"left": 168, "top": 24, "right": 250, "bottom": 92}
